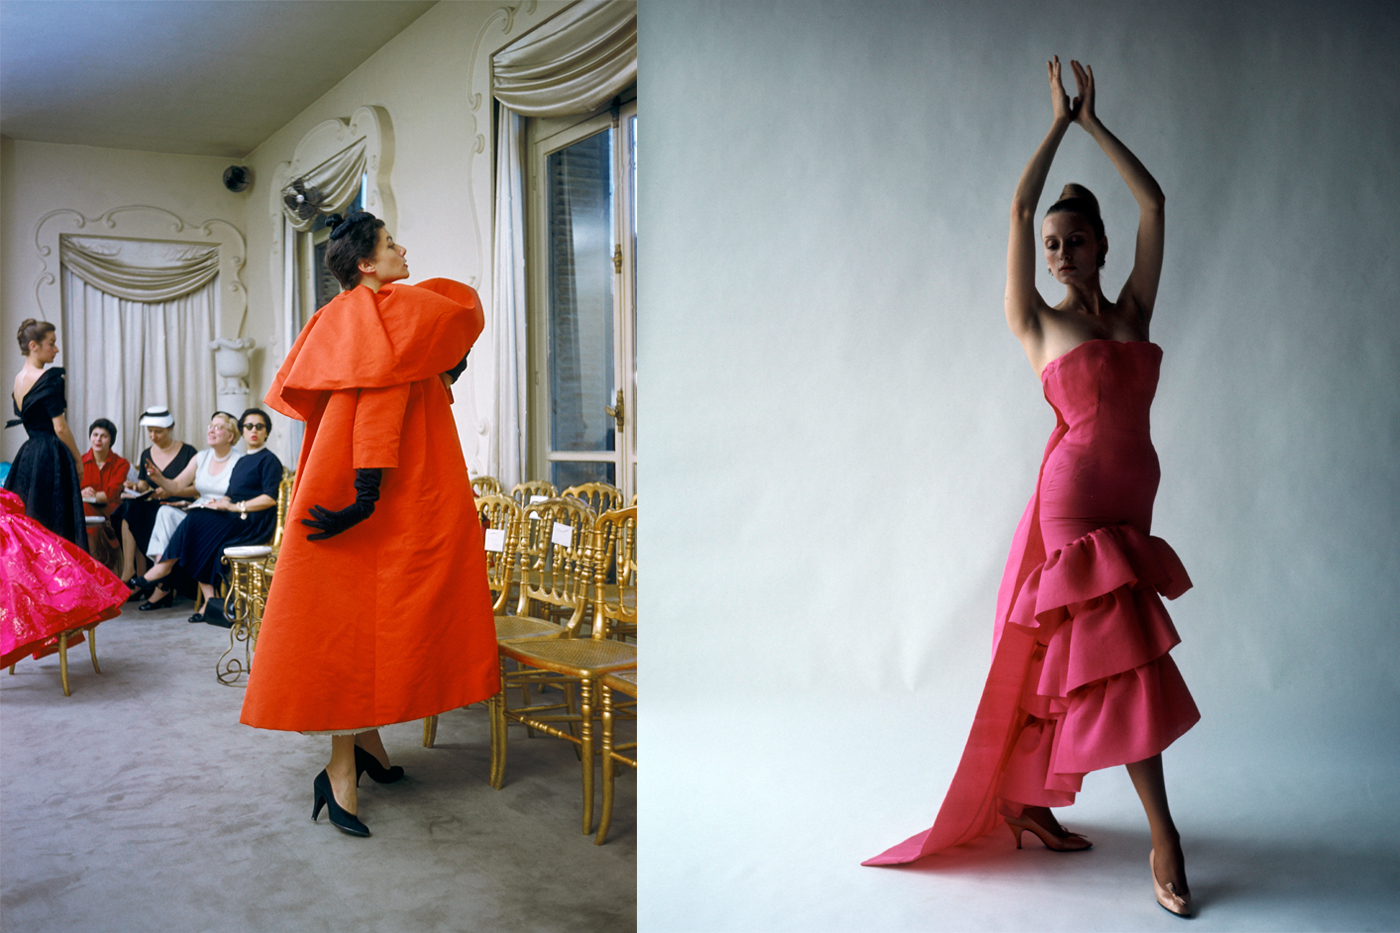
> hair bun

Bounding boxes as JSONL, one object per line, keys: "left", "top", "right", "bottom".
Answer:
{"left": 1057, "top": 184, "right": 1100, "bottom": 215}
{"left": 325, "top": 213, "right": 345, "bottom": 229}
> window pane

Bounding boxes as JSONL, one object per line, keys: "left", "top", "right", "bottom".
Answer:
{"left": 547, "top": 130, "right": 615, "bottom": 453}
{"left": 551, "top": 460, "right": 616, "bottom": 490}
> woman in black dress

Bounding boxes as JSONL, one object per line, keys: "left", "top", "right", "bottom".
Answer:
{"left": 133, "top": 409, "right": 282, "bottom": 624}
{"left": 114, "top": 407, "right": 198, "bottom": 584}
{"left": 5, "top": 319, "right": 85, "bottom": 548}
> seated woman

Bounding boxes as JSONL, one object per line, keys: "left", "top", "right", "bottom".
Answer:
{"left": 80, "top": 418, "right": 131, "bottom": 571}
{"left": 134, "top": 412, "right": 242, "bottom": 607}
{"left": 114, "top": 407, "right": 198, "bottom": 583}
{"left": 133, "top": 409, "right": 282, "bottom": 625}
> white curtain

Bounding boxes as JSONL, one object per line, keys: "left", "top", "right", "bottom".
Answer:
{"left": 279, "top": 140, "right": 367, "bottom": 230}
{"left": 60, "top": 238, "right": 217, "bottom": 465}
{"left": 489, "top": 0, "right": 636, "bottom": 485}
{"left": 492, "top": 106, "right": 529, "bottom": 488}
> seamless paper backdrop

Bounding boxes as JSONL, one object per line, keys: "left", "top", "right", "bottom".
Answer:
{"left": 639, "top": 1, "right": 1400, "bottom": 930}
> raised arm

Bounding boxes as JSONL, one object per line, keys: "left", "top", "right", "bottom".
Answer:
{"left": 1070, "top": 61, "right": 1165, "bottom": 327}
{"left": 145, "top": 452, "right": 198, "bottom": 497}
{"left": 1006, "top": 57, "right": 1074, "bottom": 351}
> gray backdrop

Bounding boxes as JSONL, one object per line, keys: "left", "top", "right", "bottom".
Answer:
{"left": 638, "top": 1, "right": 1400, "bottom": 930}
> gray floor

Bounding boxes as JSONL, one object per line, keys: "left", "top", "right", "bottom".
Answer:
{"left": 638, "top": 697, "right": 1400, "bottom": 932}
{"left": 0, "top": 603, "right": 636, "bottom": 933}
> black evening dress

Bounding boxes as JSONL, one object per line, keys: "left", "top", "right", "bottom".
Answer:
{"left": 4, "top": 367, "right": 85, "bottom": 550}
{"left": 114, "top": 442, "right": 198, "bottom": 553}
{"left": 163, "top": 447, "right": 282, "bottom": 584}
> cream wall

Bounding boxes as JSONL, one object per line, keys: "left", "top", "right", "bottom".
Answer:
{"left": 1, "top": 0, "right": 572, "bottom": 470}
{"left": 0, "top": 138, "right": 246, "bottom": 463}
{"left": 639, "top": 1, "right": 1400, "bottom": 929}
{"left": 240, "top": 0, "right": 570, "bottom": 471}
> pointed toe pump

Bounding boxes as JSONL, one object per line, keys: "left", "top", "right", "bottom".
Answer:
{"left": 1000, "top": 806, "right": 1093, "bottom": 852}
{"left": 354, "top": 745, "right": 405, "bottom": 785}
{"left": 311, "top": 769, "right": 370, "bottom": 837}
{"left": 1150, "top": 850, "right": 1193, "bottom": 917}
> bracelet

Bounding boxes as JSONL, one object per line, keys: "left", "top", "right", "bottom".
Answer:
{"left": 238, "top": 500, "right": 247, "bottom": 520}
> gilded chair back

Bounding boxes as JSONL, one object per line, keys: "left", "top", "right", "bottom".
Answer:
{"left": 472, "top": 475, "right": 503, "bottom": 497}
{"left": 561, "top": 482, "right": 624, "bottom": 516}
{"left": 270, "top": 468, "right": 296, "bottom": 552}
{"left": 517, "top": 497, "right": 595, "bottom": 632}
{"left": 510, "top": 479, "right": 558, "bottom": 506}
{"left": 475, "top": 493, "right": 524, "bottom": 613}
{"left": 592, "top": 506, "right": 637, "bottom": 641}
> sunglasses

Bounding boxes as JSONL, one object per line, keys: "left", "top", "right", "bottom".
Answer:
{"left": 243, "top": 423, "right": 269, "bottom": 431}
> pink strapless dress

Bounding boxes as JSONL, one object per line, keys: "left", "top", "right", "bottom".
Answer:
{"left": 0, "top": 488, "right": 129, "bottom": 669}
{"left": 865, "top": 340, "right": 1199, "bottom": 865}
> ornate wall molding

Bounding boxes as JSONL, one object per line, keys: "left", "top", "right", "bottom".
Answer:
{"left": 33, "top": 205, "right": 247, "bottom": 336}
{"left": 460, "top": 1, "right": 551, "bottom": 475}
{"left": 267, "top": 105, "right": 395, "bottom": 366}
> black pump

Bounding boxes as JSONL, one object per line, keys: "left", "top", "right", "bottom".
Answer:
{"left": 311, "top": 769, "right": 369, "bottom": 836}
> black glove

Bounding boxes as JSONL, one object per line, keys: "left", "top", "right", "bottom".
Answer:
{"left": 301, "top": 468, "right": 382, "bottom": 541}
{"left": 445, "top": 351, "right": 469, "bottom": 385}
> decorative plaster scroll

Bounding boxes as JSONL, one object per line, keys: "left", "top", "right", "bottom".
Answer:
{"left": 267, "top": 105, "right": 395, "bottom": 366}
{"left": 33, "top": 206, "right": 247, "bottom": 337}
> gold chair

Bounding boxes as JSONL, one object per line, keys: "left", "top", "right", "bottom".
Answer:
{"left": 492, "top": 499, "right": 637, "bottom": 835}
{"left": 217, "top": 468, "right": 294, "bottom": 685}
{"left": 7, "top": 624, "right": 102, "bottom": 696}
{"left": 509, "top": 479, "right": 557, "bottom": 507}
{"left": 595, "top": 667, "right": 637, "bottom": 844}
{"left": 471, "top": 475, "right": 503, "bottom": 497}
{"left": 421, "top": 493, "right": 566, "bottom": 747}
{"left": 560, "top": 482, "right": 624, "bottom": 516}
{"left": 591, "top": 505, "right": 637, "bottom": 641}
{"left": 591, "top": 505, "right": 638, "bottom": 842}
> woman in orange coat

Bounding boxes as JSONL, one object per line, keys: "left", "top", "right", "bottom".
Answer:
{"left": 241, "top": 211, "right": 500, "bottom": 836}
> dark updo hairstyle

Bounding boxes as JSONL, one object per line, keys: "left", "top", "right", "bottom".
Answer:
{"left": 89, "top": 418, "right": 118, "bottom": 444}
{"left": 16, "top": 319, "right": 56, "bottom": 355}
{"left": 324, "top": 211, "right": 386, "bottom": 290}
{"left": 238, "top": 407, "right": 273, "bottom": 434}
{"left": 1046, "top": 183, "right": 1107, "bottom": 268}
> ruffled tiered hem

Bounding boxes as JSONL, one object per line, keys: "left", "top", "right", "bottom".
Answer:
{"left": 996, "top": 524, "right": 1198, "bottom": 807}
{"left": 862, "top": 524, "right": 1197, "bottom": 867}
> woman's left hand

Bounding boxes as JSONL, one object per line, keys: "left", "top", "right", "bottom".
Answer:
{"left": 1070, "top": 59, "right": 1096, "bottom": 126}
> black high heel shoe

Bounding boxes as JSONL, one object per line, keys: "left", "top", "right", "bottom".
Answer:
{"left": 311, "top": 769, "right": 369, "bottom": 836}
{"left": 138, "top": 588, "right": 174, "bottom": 611}
{"left": 355, "top": 745, "right": 405, "bottom": 785}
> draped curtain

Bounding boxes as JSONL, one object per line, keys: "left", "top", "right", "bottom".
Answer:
{"left": 278, "top": 140, "right": 367, "bottom": 231}
{"left": 490, "top": 0, "right": 636, "bottom": 488}
{"left": 59, "top": 236, "right": 217, "bottom": 465}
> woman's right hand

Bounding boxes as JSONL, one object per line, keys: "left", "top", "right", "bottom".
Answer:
{"left": 1048, "top": 55, "right": 1074, "bottom": 123}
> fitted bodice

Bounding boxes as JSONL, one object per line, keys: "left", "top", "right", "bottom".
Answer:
{"left": 8, "top": 368, "right": 66, "bottom": 435}
{"left": 1041, "top": 340, "right": 1161, "bottom": 437}
{"left": 1037, "top": 340, "right": 1164, "bottom": 545}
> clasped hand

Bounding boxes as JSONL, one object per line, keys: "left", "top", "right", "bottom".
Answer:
{"left": 1048, "top": 55, "right": 1095, "bottom": 126}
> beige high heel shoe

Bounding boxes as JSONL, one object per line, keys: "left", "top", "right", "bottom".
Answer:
{"left": 999, "top": 803, "right": 1093, "bottom": 851}
{"left": 1150, "top": 849, "right": 1193, "bottom": 917}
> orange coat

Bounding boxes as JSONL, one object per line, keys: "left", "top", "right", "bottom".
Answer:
{"left": 241, "top": 279, "right": 500, "bottom": 732}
